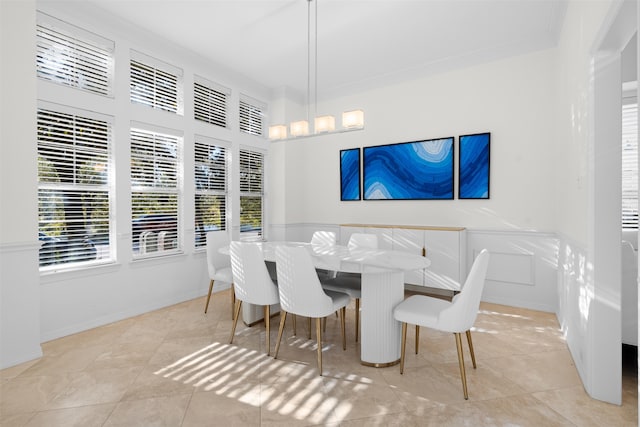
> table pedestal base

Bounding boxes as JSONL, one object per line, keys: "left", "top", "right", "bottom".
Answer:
{"left": 360, "top": 270, "right": 404, "bottom": 366}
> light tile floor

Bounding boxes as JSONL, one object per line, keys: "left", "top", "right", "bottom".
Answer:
{"left": 1, "top": 290, "right": 637, "bottom": 426}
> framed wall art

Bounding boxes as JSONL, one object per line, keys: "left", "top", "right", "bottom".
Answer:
{"left": 458, "top": 132, "right": 490, "bottom": 199}
{"left": 363, "top": 137, "right": 454, "bottom": 200}
{"left": 340, "top": 148, "right": 361, "bottom": 201}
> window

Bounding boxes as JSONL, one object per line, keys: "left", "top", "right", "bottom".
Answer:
{"left": 239, "top": 95, "right": 265, "bottom": 136}
{"left": 194, "top": 76, "right": 230, "bottom": 128}
{"left": 130, "top": 126, "right": 182, "bottom": 255}
{"left": 194, "top": 137, "right": 227, "bottom": 248}
{"left": 36, "top": 12, "right": 114, "bottom": 96}
{"left": 622, "top": 98, "right": 638, "bottom": 229}
{"left": 37, "top": 106, "right": 112, "bottom": 269}
{"left": 239, "top": 148, "right": 264, "bottom": 238}
{"left": 130, "top": 51, "right": 183, "bottom": 114}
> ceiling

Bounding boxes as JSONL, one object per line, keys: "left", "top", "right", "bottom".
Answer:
{"left": 80, "top": 0, "right": 567, "bottom": 101}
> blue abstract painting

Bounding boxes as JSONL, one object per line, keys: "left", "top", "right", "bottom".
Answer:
{"left": 459, "top": 132, "right": 490, "bottom": 199}
{"left": 340, "top": 148, "right": 361, "bottom": 201}
{"left": 363, "top": 137, "right": 454, "bottom": 200}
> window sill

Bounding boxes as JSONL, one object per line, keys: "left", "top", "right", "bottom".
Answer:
{"left": 40, "top": 259, "right": 120, "bottom": 284}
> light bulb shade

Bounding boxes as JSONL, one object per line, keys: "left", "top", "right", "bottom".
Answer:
{"left": 342, "top": 109, "right": 365, "bottom": 129}
{"left": 290, "top": 120, "right": 309, "bottom": 137}
{"left": 268, "top": 124, "right": 287, "bottom": 140}
{"left": 314, "top": 115, "right": 336, "bottom": 133}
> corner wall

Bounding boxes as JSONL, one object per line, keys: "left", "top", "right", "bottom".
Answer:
{"left": 0, "top": 0, "right": 43, "bottom": 367}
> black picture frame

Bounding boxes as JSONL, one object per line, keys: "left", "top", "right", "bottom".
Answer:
{"left": 340, "top": 148, "right": 361, "bottom": 201}
{"left": 458, "top": 132, "right": 491, "bottom": 199}
{"left": 362, "top": 137, "right": 455, "bottom": 200}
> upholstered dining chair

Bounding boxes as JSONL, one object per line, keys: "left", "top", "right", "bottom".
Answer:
{"left": 204, "top": 231, "right": 234, "bottom": 318}
{"left": 321, "top": 233, "right": 378, "bottom": 342}
{"left": 273, "top": 245, "right": 350, "bottom": 375}
{"left": 311, "top": 230, "right": 337, "bottom": 246}
{"left": 311, "top": 231, "right": 338, "bottom": 282}
{"left": 393, "top": 249, "right": 490, "bottom": 400}
{"left": 228, "top": 241, "right": 280, "bottom": 355}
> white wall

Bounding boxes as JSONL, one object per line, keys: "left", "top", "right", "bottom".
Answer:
{"left": 270, "top": 48, "right": 558, "bottom": 232}
{"left": 0, "top": 0, "right": 43, "bottom": 368}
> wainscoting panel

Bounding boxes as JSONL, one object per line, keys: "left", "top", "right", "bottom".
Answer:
{"left": 483, "top": 250, "right": 535, "bottom": 286}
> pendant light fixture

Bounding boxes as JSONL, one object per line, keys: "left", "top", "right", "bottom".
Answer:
{"left": 268, "top": 0, "right": 364, "bottom": 140}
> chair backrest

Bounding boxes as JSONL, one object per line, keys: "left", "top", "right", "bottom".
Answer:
{"left": 311, "top": 231, "right": 337, "bottom": 246}
{"left": 229, "top": 241, "right": 279, "bottom": 306}
{"left": 206, "top": 231, "right": 231, "bottom": 278}
{"left": 438, "top": 249, "right": 490, "bottom": 332}
{"left": 348, "top": 233, "right": 378, "bottom": 249}
{"left": 275, "top": 245, "right": 334, "bottom": 318}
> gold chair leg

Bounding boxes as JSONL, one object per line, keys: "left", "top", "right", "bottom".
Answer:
{"left": 316, "top": 317, "right": 323, "bottom": 376}
{"left": 400, "top": 322, "right": 407, "bottom": 374}
{"left": 455, "top": 332, "right": 469, "bottom": 400}
{"left": 355, "top": 298, "right": 360, "bottom": 343}
{"left": 415, "top": 325, "right": 420, "bottom": 354}
{"left": 265, "top": 305, "right": 271, "bottom": 356}
{"left": 274, "top": 311, "right": 288, "bottom": 359}
{"left": 230, "top": 286, "right": 236, "bottom": 320}
{"left": 229, "top": 300, "right": 243, "bottom": 344}
{"left": 204, "top": 279, "right": 214, "bottom": 313}
{"left": 466, "top": 330, "right": 477, "bottom": 369}
{"left": 340, "top": 306, "right": 346, "bottom": 350}
{"left": 293, "top": 314, "right": 297, "bottom": 336}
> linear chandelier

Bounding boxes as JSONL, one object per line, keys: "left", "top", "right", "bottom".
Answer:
{"left": 268, "top": 0, "right": 364, "bottom": 141}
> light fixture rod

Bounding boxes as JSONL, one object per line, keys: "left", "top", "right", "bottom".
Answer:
{"left": 314, "top": 0, "right": 318, "bottom": 123}
{"left": 307, "top": 0, "right": 312, "bottom": 125}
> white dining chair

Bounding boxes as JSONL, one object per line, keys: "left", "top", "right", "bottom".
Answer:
{"left": 311, "top": 230, "right": 337, "bottom": 246}
{"left": 204, "top": 231, "right": 234, "bottom": 318}
{"left": 311, "top": 230, "right": 338, "bottom": 282}
{"left": 229, "top": 241, "right": 280, "bottom": 355}
{"left": 273, "top": 245, "right": 350, "bottom": 375}
{"left": 321, "top": 233, "right": 378, "bottom": 342}
{"left": 393, "top": 249, "right": 490, "bottom": 400}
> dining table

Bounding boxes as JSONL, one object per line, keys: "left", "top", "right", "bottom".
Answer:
{"left": 223, "top": 240, "right": 431, "bottom": 367}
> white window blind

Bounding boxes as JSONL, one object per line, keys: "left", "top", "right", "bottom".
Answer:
{"left": 194, "top": 136, "right": 227, "bottom": 247}
{"left": 37, "top": 107, "right": 112, "bottom": 268}
{"left": 130, "top": 52, "right": 183, "bottom": 114}
{"left": 37, "top": 13, "right": 114, "bottom": 96}
{"left": 622, "top": 100, "right": 638, "bottom": 229}
{"left": 239, "top": 148, "right": 264, "bottom": 237}
{"left": 194, "top": 76, "right": 229, "bottom": 128}
{"left": 239, "top": 95, "right": 265, "bottom": 136}
{"left": 131, "top": 127, "right": 181, "bottom": 255}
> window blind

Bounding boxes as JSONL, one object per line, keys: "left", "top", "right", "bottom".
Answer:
{"left": 622, "top": 101, "right": 638, "bottom": 229}
{"left": 131, "top": 127, "right": 181, "bottom": 255}
{"left": 194, "top": 136, "right": 227, "bottom": 247}
{"left": 130, "top": 54, "right": 182, "bottom": 114}
{"left": 239, "top": 148, "right": 264, "bottom": 236}
{"left": 37, "top": 14, "right": 114, "bottom": 96}
{"left": 194, "top": 77, "right": 229, "bottom": 128}
{"left": 37, "top": 107, "right": 112, "bottom": 268}
{"left": 239, "top": 95, "right": 265, "bottom": 136}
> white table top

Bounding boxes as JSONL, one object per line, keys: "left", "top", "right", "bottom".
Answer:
{"left": 223, "top": 241, "right": 431, "bottom": 274}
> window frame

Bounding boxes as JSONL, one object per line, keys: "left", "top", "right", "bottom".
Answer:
{"left": 37, "top": 102, "right": 114, "bottom": 271}
{"left": 194, "top": 75, "right": 230, "bottom": 128}
{"left": 130, "top": 124, "right": 183, "bottom": 258}
{"left": 194, "top": 135, "right": 229, "bottom": 249}
{"left": 36, "top": 11, "right": 115, "bottom": 97}
{"left": 239, "top": 147, "right": 265, "bottom": 240}
{"left": 239, "top": 94, "right": 266, "bottom": 137}
{"left": 130, "top": 50, "right": 184, "bottom": 115}
{"left": 622, "top": 93, "right": 638, "bottom": 230}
